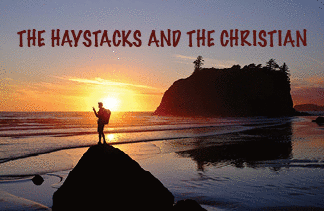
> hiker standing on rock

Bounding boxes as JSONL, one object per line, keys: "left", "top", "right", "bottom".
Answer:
{"left": 93, "top": 102, "right": 111, "bottom": 144}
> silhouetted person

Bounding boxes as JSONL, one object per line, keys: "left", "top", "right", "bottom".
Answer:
{"left": 93, "top": 102, "right": 110, "bottom": 144}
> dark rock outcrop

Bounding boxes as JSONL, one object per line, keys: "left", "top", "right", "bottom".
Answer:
{"left": 312, "top": 116, "right": 324, "bottom": 125}
{"left": 32, "top": 174, "right": 44, "bottom": 186}
{"left": 154, "top": 67, "right": 296, "bottom": 117}
{"left": 52, "top": 144, "right": 174, "bottom": 211}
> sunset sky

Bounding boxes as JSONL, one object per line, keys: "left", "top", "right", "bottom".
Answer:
{"left": 1, "top": 0, "right": 324, "bottom": 111}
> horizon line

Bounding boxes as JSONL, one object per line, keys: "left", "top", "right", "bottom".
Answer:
{"left": 0, "top": 110, "right": 156, "bottom": 113}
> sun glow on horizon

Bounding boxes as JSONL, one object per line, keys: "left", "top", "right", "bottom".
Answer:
{"left": 102, "top": 97, "right": 120, "bottom": 111}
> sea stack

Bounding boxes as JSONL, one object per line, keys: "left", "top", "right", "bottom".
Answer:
{"left": 154, "top": 66, "right": 296, "bottom": 117}
{"left": 52, "top": 144, "right": 174, "bottom": 211}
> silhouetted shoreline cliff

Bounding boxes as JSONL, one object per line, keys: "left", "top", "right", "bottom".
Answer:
{"left": 154, "top": 62, "right": 297, "bottom": 117}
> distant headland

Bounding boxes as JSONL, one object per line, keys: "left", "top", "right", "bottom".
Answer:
{"left": 294, "top": 104, "right": 324, "bottom": 112}
{"left": 154, "top": 57, "right": 297, "bottom": 117}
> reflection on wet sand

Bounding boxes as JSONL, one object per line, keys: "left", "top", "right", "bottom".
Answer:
{"left": 177, "top": 122, "right": 293, "bottom": 171}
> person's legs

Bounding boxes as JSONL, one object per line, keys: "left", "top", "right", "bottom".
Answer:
{"left": 98, "top": 124, "right": 106, "bottom": 144}
{"left": 102, "top": 129, "right": 106, "bottom": 144}
{"left": 98, "top": 123, "right": 103, "bottom": 144}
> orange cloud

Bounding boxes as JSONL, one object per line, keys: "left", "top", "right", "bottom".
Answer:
{"left": 56, "top": 76, "right": 159, "bottom": 90}
{"left": 291, "top": 87, "right": 324, "bottom": 106}
{"left": 304, "top": 77, "right": 324, "bottom": 87}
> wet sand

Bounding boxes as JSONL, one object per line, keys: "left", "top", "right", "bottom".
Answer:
{"left": 1, "top": 116, "right": 324, "bottom": 210}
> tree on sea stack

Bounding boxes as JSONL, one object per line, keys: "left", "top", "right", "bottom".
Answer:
{"left": 266, "top": 58, "right": 279, "bottom": 70}
{"left": 193, "top": 55, "right": 204, "bottom": 72}
{"left": 279, "top": 62, "right": 291, "bottom": 89}
{"left": 280, "top": 63, "right": 290, "bottom": 79}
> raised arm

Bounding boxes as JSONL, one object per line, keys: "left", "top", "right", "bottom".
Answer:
{"left": 92, "top": 107, "right": 98, "bottom": 117}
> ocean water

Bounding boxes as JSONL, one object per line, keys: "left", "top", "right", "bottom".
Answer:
{"left": 0, "top": 111, "right": 290, "bottom": 165}
{"left": 0, "top": 111, "right": 324, "bottom": 210}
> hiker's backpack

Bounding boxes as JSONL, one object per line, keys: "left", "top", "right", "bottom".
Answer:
{"left": 102, "top": 108, "right": 111, "bottom": 125}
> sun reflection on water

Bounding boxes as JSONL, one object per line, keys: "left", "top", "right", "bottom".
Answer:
{"left": 106, "top": 134, "right": 115, "bottom": 142}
